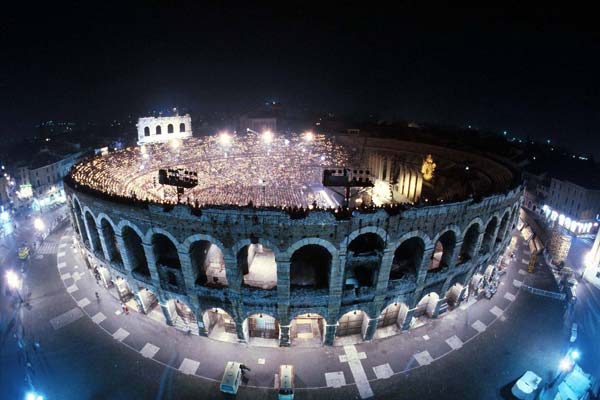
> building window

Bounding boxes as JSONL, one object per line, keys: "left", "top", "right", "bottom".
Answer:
{"left": 179, "top": 123, "right": 185, "bottom": 132}
{"left": 144, "top": 126, "right": 150, "bottom": 136}
{"left": 156, "top": 125, "right": 162, "bottom": 135}
{"left": 167, "top": 124, "right": 174, "bottom": 133}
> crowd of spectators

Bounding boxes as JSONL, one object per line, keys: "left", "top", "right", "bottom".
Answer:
{"left": 69, "top": 132, "right": 349, "bottom": 208}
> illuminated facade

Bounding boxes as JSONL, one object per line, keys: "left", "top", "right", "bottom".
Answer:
{"left": 137, "top": 114, "right": 192, "bottom": 145}
{"left": 65, "top": 134, "right": 522, "bottom": 347}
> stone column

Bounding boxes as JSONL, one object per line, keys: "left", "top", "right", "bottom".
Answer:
{"left": 276, "top": 257, "right": 291, "bottom": 328}
{"left": 142, "top": 242, "right": 161, "bottom": 285}
{"left": 326, "top": 253, "right": 344, "bottom": 342}
{"left": 115, "top": 233, "right": 133, "bottom": 273}
{"left": 363, "top": 317, "right": 379, "bottom": 341}
{"left": 178, "top": 250, "right": 196, "bottom": 292}
{"left": 82, "top": 215, "right": 98, "bottom": 253}
{"left": 401, "top": 309, "right": 414, "bottom": 331}
{"left": 134, "top": 292, "right": 146, "bottom": 314}
{"left": 374, "top": 248, "right": 395, "bottom": 293}
{"left": 415, "top": 246, "right": 435, "bottom": 289}
{"left": 96, "top": 224, "right": 110, "bottom": 261}
{"left": 159, "top": 299, "right": 173, "bottom": 326}
{"left": 324, "top": 323, "right": 338, "bottom": 345}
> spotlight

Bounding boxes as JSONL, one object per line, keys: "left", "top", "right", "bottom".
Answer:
{"left": 262, "top": 130, "right": 273, "bottom": 144}
{"left": 304, "top": 131, "right": 314, "bottom": 141}
{"left": 219, "top": 131, "right": 232, "bottom": 146}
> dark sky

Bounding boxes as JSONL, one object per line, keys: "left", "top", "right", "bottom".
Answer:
{"left": 1, "top": 3, "right": 599, "bottom": 155}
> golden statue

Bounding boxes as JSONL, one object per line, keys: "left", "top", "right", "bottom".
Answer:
{"left": 421, "top": 154, "right": 436, "bottom": 181}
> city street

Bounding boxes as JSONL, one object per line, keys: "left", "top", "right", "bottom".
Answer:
{"left": 0, "top": 221, "right": 573, "bottom": 399}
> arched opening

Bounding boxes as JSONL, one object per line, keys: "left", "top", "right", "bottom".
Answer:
{"left": 190, "top": 241, "right": 228, "bottom": 287}
{"left": 167, "top": 123, "right": 174, "bottom": 133}
{"left": 429, "top": 230, "right": 457, "bottom": 272}
{"left": 84, "top": 212, "right": 102, "bottom": 256}
{"left": 156, "top": 125, "right": 162, "bottom": 135}
{"left": 390, "top": 237, "right": 424, "bottom": 280}
{"left": 113, "top": 276, "right": 133, "bottom": 304}
{"left": 122, "top": 226, "right": 150, "bottom": 278}
{"left": 445, "top": 282, "right": 465, "bottom": 308}
{"left": 290, "top": 313, "right": 325, "bottom": 347}
{"left": 152, "top": 234, "right": 184, "bottom": 292}
{"left": 414, "top": 292, "right": 440, "bottom": 318}
{"left": 479, "top": 217, "right": 498, "bottom": 254}
{"left": 202, "top": 308, "right": 237, "bottom": 342}
{"left": 73, "top": 200, "right": 88, "bottom": 246}
{"left": 244, "top": 313, "right": 280, "bottom": 346}
{"left": 344, "top": 233, "right": 385, "bottom": 288}
{"left": 166, "top": 299, "right": 198, "bottom": 334}
{"left": 239, "top": 243, "right": 277, "bottom": 290}
{"left": 290, "top": 245, "right": 331, "bottom": 290}
{"left": 100, "top": 219, "right": 122, "bottom": 265}
{"left": 497, "top": 212, "right": 510, "bottom": 246}
{"left": 179, "top": 122, "right": 185, "bottom": 132}
{"left": 152, "top": 234, "right": 181, "bottom": 269}
{"left": 138, "top": 288, "right": 162, "bottom": 322}
{"left": 144, "top": 126, "right": 150, "bottom": 136}
{"left": 458, "top": 223, "right": 480, "bottom": 263}
{"left": 375, "top": 302, "right": 410, "bottom": 339}
{"left": 335, "top": 310, "right": 368, "bottom": 339}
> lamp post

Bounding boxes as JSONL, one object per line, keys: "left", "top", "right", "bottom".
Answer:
{"left": 6, "top": 269, "right": 23, "bottom": 303}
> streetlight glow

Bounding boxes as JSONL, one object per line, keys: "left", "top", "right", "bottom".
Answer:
{"left": 219, "top": 131, "right": 232, "bottom": 146}
{"left": 34, "top": 218, "right": 45, "bottom": 231}
{"left": 559, "top": 357, "right": 573, "bottom": 371}
{"left": 262, "top": 130, "right": 273, "bottom": 144}
{"left": 304, "top": 131, "right": 314, "bottom": 141}
{"left": 6, "top": 270, "right": 20, "bottom": 289}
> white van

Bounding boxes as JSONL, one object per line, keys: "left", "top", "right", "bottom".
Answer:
{"left": 278, "top": 364, "right": 294, "bottom": 400}
{"left": 220, "top": 361, "right": 242, "bottom": 394}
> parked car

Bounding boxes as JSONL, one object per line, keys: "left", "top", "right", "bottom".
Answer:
{"left": 511, "top": 370, "right": 542, "bottom": 400}
{"left": 570, "top": 323, "right": 578, "bottom": 343}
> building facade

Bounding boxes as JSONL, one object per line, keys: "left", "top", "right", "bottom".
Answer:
{"left": 137, "top": 114, "right": 193, "bottom": 145}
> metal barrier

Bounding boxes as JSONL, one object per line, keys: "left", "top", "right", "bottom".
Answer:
{"left": 519, "top": 284, "right": 566, "bottom": 301}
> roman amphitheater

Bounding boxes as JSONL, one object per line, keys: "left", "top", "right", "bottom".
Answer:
{"left": 64, "top": 125, "right": 522, "bottom": 347}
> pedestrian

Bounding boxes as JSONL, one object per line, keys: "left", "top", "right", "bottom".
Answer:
{"left": 124, "top": 304, "right": 129, "bottom": 315}
{"left": 121, "top": 302, "right": 126, "bottom": 313}
{"left": 95, "top": 291, "right": 100, "bottom": 302}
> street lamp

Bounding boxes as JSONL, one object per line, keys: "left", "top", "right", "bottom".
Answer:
{"left": 6, "top": 269, "right": 23, "bottom": 303}
{"left": 33, "top": 218, "right": 45, "bottom": 231}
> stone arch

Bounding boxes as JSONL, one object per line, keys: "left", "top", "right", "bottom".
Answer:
{"left": 429, "top": 227, "right": 458, "bottom": 272}
{"left": 340, "top": 225, "right": 389, "bottom": 253}
{"left": 189, "top": 239, "right": 228, "bottom": 287}
{"left": 150, "top": 232, "right": 181, "bottom": 269}
{"left": 496, "top": 208, "right": 511, "bottom": 246}
{"left": 290, "top": 244, "right": 332, "bottom": 289}
{"left": 414, "top": 291, "right": 440, "bottom": 318}
{"left": 389, "top": 231, "right": 430, "bottom": 280}
{"left": 243, "top": 312, "right": 280, "bottom": 342}
{"left": 179, "top": 122, "right": 186, "bottom": 132}
{"left": 377, "top": 301, "right": 410, "bottom": 330}
{"left": 234, "top": 238, "right": 279, "bottom": 290}
{"left": 84, "top": 210, "right": 102, "bottom": 254}
{"left": 71, "top": 196, "right": 88, "bottom": 245}
{"left": 201, "top": 307, "right": 238, "bottom": 341}
{"left": 458, "top": 218, "right": 483, "bottom": 263}
{"left": 479, "top": 214, "right": 499, "bottom": 255}
{"left": 335, "top": 309, "right": 369, "bottom": 339}
{"left": 156, "top": 125, "right": 162, "bottom": 135}
{"left": 344, "top": 232, "right": 385, "bottom": 288}
{"left": 286, "top": 237, "right": 338, "bottom": 259}
{"left": 167, "top": 123, "right": 174, "bottom": 133}
{"left": 121, "top": 225, "right": 150, "bottom": 278}
{"left": 98, "top": 215, "right": 122, "bottom": 265}
{"left": 289, "top": 310, "right": 328, "bottom": 346}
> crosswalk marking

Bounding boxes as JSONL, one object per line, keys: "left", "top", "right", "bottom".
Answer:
{"left": 50, "top": 308, "right": 84, "bottom": 330}
{"left": 92, "top": 312, "right": 106, "bottom": 324}
{"left": 179, "top": 358, "right": 200, "bottom": 375}
{"left": 112, "top": 328, "right": 130, "bottom": 341}
{"left": 504, "top": 292, "right": 516, "bottom": 302}
{"left": 77, "top": 298, "right": 91, "bottom": 308}
{"left": 66, "top": 284, "right": 78, "bottom": 293}
{"left": 373, "top": 363, "right": 394, "bottom": 379}
{"left": 490, "top": 306, "right": 503, "bottom": 317}
{"left": 37, "top": 242, "right": 58, "bottom": 254}
{"left": 325, "top": 371, "right": 346, "bottom": 388}
{"left": 413, "top": 351, "right": 434, "bottom": 366}
{"left": 140, "top": 343, "right": 160, "bottom": 358}
{"left": 339, "top": 345, "right": 373, "bottom": 398}
{"left": 57, "top": 251, "right": 66, "bottom": 257}
{"left": 445, "top": 335, "right": 463, "bottom": 350}
{"left": 513, "top": 279, "right": 523, "bottom": 288}
{"left": 472, "top": 320, "right": 487, "bottom": 333}
{"left": 57, "top": 262, "right": 67, "bottom": 269}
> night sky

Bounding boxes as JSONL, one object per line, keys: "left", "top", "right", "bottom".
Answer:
{"left": 1, "top": 3, "right": 598, "bottom": 155}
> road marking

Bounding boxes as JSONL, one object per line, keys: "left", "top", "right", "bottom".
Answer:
{"left": 499, "top": 315, "right": 507, "bottom": 322}
{"left": 66, "top": 284, "right": 78, "bottom": 293}
{"left": 445, "top": 335, "right": 463, "bottom": 350}
{"left": 140, "top": 343, "right": 160, "bottom": 358}
{"left": 413, "top": 351, "right": 434, "bottom": 366}
{"left": 77, "top": 298, "right": 91, "bottom": 308}
{"left": 57, "top": 262, "right": 67, "bottom": 269}
{"left": 257, "top": 358, "right": 266, "bottom": 365}
{"left": 325, "top": 371, "right": 346, "bottom": 388}
{"left": 50, "top": 307, "right": 84, "bottom": 330}
{"left": 60, "top": 272, "right": 72, "bottom": 280}
{"left": 92, "top": 312, "right": 106, "bottom": 324}
{"left": 72, "top": 272, "right": 82, "bottom": 281}
{"left": 179, "top": 358, "right": 200, "bottom": 375}
{"left": 339, "top": 345, "right": 373, "bottom": 398}
{"left": 513, "top": 279, "right": 523, "bottom": 288}
{"left": 490, "top": 306, "right": 503, "bottom": 317}
{"left": 57, "top": 251, "right": 66, "bottom": 257}
{"left": 521, "top": 258, "right": 528, "bottom": 264}
{"left": 472, "top": 320, "right": 487, "bottom": 333}
{"left": 61, "top": 235, "right": 70, "bottom": 240}
{"left": 518, "top": 269, "right": 527, "bottom": 275}
{"left": 58, "top": 243, "right": 66, "bottom": 249}
{"left": 373, "top": 363, "right": 394, "bottom": 379}
{"left": 504, "top": 292, "right": 516, "bottom": 302}
{"left": 112, "top": 328, "right": 130, "bottom": 341}
{"left": 422, "top": 334, "right": 430, "bottom": 341}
